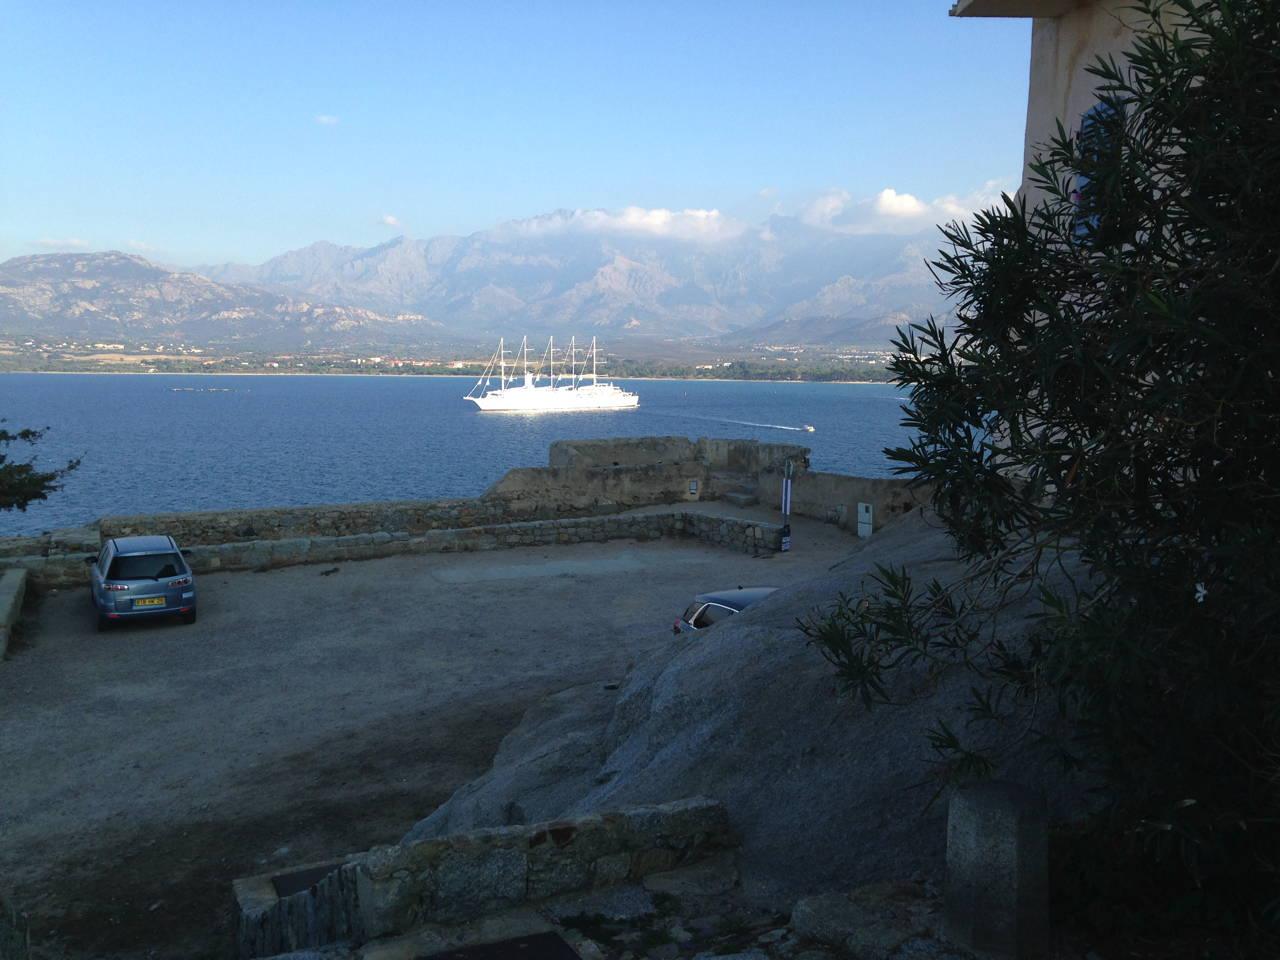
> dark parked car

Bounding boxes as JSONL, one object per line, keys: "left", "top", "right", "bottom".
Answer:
{"left": 86, "top": 535, "right": 197, "bottom": 631}
{"left": 673, "top": 586, "right": 778, "bottom": 634}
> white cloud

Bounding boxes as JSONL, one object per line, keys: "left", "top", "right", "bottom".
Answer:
{"left": 757, "top": 186, "right": 778, "bottom": 199}
{"left": 801, "top": 189, "right": 852, "bottom": 228}
{"left": 126, "top": 239, "right": 156, "bottom": 252}
{"left": 380, "top": 214, "right": 400, "bottom": 227}
{"left": 35, "top": 237, "right": 88, "bottom": 250}
{"left": 874, "top": 187, "right": 928, "bottom": 218}
{"left": 800, "top": 180, "right": 1011, "bottom": 235}
{"left": 492, "top": 206, "right": 747, "bottom": 243}
{"left": 314, "top": 114, "right": 340, "bottom": 125}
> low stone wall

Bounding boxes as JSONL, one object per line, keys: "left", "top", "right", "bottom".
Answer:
{"left": 757, "top": 470, "right": 928, "bottom": 534}
{"left": 0, "top": 437, "right": 925, "bottom": 591}
{"left": 0, "top": 892, "right": 30, "bottom": 960}
{"left": 0, "top": 569, "right": 27, "bottom": 659}
{"left": 102, "top": 457, "right": 715, "bottom": 547}
{"left": 101, "top": 497, "right": 524, "bottom": 547}
{"left": 10, "top": 511, "right": 783, "bottom": 590}
{"left": 234, "top": 798, "right": 733, "bottom": 959}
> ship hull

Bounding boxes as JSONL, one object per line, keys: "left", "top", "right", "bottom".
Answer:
{"left": 467, "top": 384, "right": 639, "bottom": 412}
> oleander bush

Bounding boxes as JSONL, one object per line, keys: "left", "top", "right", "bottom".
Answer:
{"left": 802, "top": 0, "right": 1279, "bottom": 945}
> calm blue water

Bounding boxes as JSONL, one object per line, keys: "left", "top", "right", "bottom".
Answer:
{"left": 0, "top": 374, "right": 911, "bottom": 535}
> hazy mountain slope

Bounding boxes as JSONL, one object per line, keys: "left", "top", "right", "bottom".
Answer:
{"left": 202, "top": 214, "right": 951, "bottom": 344}
{"left": 0, "top": 252, "right": 440, "bottom": 349}
{"left": 3, "top": 215, "right": 952, "bottom": 350}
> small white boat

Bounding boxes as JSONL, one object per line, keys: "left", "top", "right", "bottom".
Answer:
{"left": 465, "top": 336, "right": 639, "bottom": 412}
{"left": 803, "top": 424, "right": 816, "bottom": 433}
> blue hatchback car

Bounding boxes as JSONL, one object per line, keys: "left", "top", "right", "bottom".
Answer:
{"left": 87, "top": 535, "right": 197, "bottom": 631}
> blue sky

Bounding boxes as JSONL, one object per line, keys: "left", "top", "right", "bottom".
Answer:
{"left": 1, "top": 1, "right": 1031, "bottom": 266}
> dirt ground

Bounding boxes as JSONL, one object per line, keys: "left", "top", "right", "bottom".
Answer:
{"left": 0, "top": 511, "right": 861, "bottom": 960}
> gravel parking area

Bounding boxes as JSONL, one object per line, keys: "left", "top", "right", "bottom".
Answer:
{"left": 0, "top": 513, "right": 860, "bottom": 959}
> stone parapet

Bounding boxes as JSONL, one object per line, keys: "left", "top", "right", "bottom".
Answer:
{"left": 5, "top": 511, "right": 783, "bottom": 590}
{"left": 0, "top": 437, "right": 926, "bottom": 591}
{"left": 0, "top": 569, "right": 27, "bottom": 659}
{"left": 102, "top": 437, "right": 787, "bottom": 547}
{"left": 234, "top": 798, "right": 733, "bottom": 959}
{"left": 100, "top": 497, "right": 522, "bottom": 546}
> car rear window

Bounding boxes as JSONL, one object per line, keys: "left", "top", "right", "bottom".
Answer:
{"left": 692, "top": 603, "right": 736, "bottom": 629}
{"left": 682, "top": 601, "right": 704, "bottom": 622}
{"left": 108, "top": 553, "right": 185, "bottom": 581}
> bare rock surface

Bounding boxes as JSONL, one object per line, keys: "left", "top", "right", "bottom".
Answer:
{"left": 404, "top": 510, "right": 1085, "bottom": 900}
{"left": 790, "top": 882, "right": 943, "bottom": 959}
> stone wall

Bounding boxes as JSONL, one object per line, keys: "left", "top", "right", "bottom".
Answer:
{"left": 11, "top": 511, "right": 784, "bottom": 590}
{"left": 756, "top": 470, "right": 928, "bottom": 534}
{"left": 101, "top": 435, "right": 792, "bottom": 547}
{"left": 548, "top": 436, "right": 702, "bottom": 469}
{"left": 0, "top": 436, "right": 923, "bottom": 590}
{"left": 100, "top": 463, "right": 709, "bottom": 547}
{"left": 0, "top": 570, "right": 28, "bottom": 660}
{"left": 234, "top": 797, "right": 733, "bottom": 959}
{"left": 483, "top": 461, "right": 705, "bottom": 513}
{"left": 0, "top": 893, "right": 30, "bottom": 960}
{"left": 546, "top": 436, "right": 810, "bottom": 479}
{"left": 695, "top": 437, "right": 810, "bottom": 476}
{"left": 101, "top": 497, "right": 525, "bottom": 547}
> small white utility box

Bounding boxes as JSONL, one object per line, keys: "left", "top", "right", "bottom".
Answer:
{"left": 857, "top": 502, "right": 874, "bottom": 539}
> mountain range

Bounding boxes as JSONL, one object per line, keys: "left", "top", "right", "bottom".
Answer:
{"left": 1, "top": 212, "right": 954, "bottom": 350}
{"left": 0, "top": 251, "right": 439, "bottom": 350}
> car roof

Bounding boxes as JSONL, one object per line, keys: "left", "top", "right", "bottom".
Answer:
{"left": 110, "top": 535, "right": 177, "bottom": 555}
{"left": 693, "top": 586, "right": 779, "bottom": 611}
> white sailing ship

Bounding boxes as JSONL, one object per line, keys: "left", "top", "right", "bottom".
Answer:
{"left": 464, "top": 336, "right": 639, "bottom": 412}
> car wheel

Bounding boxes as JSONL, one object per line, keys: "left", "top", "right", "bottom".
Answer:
{"left": 182, "top": 609, "right": 197, "bottom": 625}
{"left": 96, "top": 612, "right": 111, "bottom": 633}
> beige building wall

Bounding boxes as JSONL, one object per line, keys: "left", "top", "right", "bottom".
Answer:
{"left": 952, "top": 0, "right": 1147, "bottom": 198}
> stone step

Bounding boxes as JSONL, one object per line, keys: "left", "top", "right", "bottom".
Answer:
{"left": 722, "top": 490, "right": 759, "bottom": 508}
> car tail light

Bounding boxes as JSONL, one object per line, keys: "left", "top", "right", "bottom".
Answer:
{"left": 104, "top": 583, "right": 129, "bottom": 591}
{"left": 169, "top": 576, "right": 192, "bottom": 588}
{"left": 673, "top": 620, "right": 682, "bottom": 635}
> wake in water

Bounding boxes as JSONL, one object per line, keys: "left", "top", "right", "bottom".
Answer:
{"left": 670, "top": 413, "right": 815, "bottom": 433}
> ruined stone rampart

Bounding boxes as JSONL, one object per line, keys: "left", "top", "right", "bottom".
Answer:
{"left": 234, "top": 797, "right": 733, "bottom": 959}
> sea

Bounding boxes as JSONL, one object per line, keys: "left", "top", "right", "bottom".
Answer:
{"left": 0, "top": 373, "right": 913, "bottom": 536}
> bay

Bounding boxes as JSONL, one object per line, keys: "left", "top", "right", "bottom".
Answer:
{"left": 0, "top": 373, "right": 911, "bottom": 536}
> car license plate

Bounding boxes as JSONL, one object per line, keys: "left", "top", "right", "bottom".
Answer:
{"left": 134, "top": 597, "right": 165, "bottom": 608}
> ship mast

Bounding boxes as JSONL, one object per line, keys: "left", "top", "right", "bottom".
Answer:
{"left": 498, "top": 337, "right": 506, "bottom": 389}
{"left": 549, "top": 336, "right": 555, "bottom": 386}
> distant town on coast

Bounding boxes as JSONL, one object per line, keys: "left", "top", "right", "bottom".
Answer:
{"left": 0, "top": 334, "right": 897, "bottom": 382}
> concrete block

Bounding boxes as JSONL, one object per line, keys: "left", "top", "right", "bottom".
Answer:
{"left": 945, "top": 780, "right": 1049, "bottom": 958}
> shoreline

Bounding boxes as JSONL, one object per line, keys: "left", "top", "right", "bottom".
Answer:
{"left": 0, "top": 369, "right": 893, "bottom": 386}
